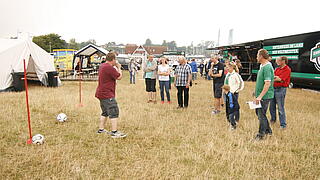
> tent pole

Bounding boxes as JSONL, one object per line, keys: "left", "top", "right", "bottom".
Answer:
{"left": 78, "top": 56, "right": 83, "bottom": 107}
{"left": 23, "top": 59, "right": 32, "bottom": 144}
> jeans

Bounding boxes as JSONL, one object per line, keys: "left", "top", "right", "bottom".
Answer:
{"left": 255, "top": 99, "right": 272, "bottom": 136}
{"left": 159, "top": 80, "right": 171, "bottom": 101}
{"left": 270, "top": 87, "right": 287, "bottom": 127}
{"left": 227, "top": 110, "right": 240, "bottom": 126}
{"left": 129, "top": 71, "right": 135, "bottom": 84}
{"left": 207, "top": 73, "right": 212, "bottom": 80}
{"left": 177, "top": 86, "right": 189, "bottom": 107}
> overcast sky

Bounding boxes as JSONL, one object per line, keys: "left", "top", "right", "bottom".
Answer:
{"left": 0, "top": 0, "right": 319, "bottom": 46}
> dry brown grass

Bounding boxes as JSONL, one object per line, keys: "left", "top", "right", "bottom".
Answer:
{"left": 1, "top": 71, "right": 320, "bottom": 179}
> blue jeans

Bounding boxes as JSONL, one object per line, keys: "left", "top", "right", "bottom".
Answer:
{"left": 270, "top": 87, "right": 287, "bottom": 127}
{"left": 227, "top": 110, "right": 239, "bottom": 126}
{"left": 129, "top": 71, "right": 135, "bottom": 84}
{"left": 159, "top": 80, "right": 170, "bottom": 101}
{"left": 207, "top": 74, "right": 212, "bottom": 80}
{"left": 255, "top": 99, "right": 272, "bottom": 136}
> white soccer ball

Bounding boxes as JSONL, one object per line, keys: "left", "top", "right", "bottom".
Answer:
{"left": 56, "top": 113, "right": 67, "bottom": 122}
{"left": 32, "top": 134, "right": 45, "bottom": 145}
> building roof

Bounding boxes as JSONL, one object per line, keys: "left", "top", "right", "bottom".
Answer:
{"left": 125, "top": 44, "right": 167, "bottom": 55}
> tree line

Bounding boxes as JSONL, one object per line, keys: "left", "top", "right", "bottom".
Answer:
{"left": 32, "top": 33, "right": 214, "bottom": 56}
{"left": 32, "top": 33, "right": 97, "bottom": 53}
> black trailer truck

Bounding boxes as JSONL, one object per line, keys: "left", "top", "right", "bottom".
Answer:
{"left": 208, "top": 31, "right": 320, "bottom": 89}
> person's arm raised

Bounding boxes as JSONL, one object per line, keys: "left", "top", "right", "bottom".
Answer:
{"left": 115, "top": 63, "right": 122, "bottom": 80}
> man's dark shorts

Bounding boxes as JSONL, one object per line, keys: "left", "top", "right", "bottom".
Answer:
{"left": 99, "top": 98, "right": 119, "bottom": 118}
{"left": 213, "top": 82, "right": 223, "bottom": 98}
{"left": 145, "top": 78, "right": 156, "bottom": 92}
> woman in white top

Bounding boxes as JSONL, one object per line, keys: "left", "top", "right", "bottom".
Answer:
{"left": 224, "top": 62, "right": 244, "bottom": 100}
{"left": 158, "top": 58, "right": 171, "bottom": 104}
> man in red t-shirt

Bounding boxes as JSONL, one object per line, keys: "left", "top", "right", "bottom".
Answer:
{"left": 270, "top": 56, "right": 291, "bottom": 129}
{"left": 95, "top": 52, "right": 126, "bottom": 138}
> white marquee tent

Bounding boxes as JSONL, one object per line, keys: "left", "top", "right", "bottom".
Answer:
{"left": 0, "top": 38, "right": 56, "bottom": 91}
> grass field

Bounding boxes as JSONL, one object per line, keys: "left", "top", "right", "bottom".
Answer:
{"left": 1, "top": 71, "right": 320, "bottom": 179}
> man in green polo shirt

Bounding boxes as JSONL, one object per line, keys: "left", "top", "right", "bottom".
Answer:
{"left": 254, "top": 49, "right": 274, "bottom": 140}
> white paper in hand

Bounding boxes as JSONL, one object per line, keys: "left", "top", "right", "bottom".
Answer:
{"left": 246, "top": 101, "right": 262, "bottom": 109}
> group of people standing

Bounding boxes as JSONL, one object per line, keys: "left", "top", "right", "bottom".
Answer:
{"left": 94, "top": 50, "right": 291, "bottom": 140}
{"left": 143, "top": 55, "right": 190, "bottom": 106}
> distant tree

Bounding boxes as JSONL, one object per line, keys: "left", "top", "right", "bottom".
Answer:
{"left": 162, "top": 40, "right": 167, "bottom": 46}
{"left": 79, "top": 39, "right": 97, "bottom": 49}
{"left": 144, "top": 38, "right": 152, "bottom": 46}
{"left": 33, "top": 33, "right": 67, "bottom": 52}
{"left": 167, "top": 41, "right": 177, "bottom": 51}
{"left": 68, "top": 38, "right": 80, "bottom": 50}
{"left": 88, "top": 39, "right": 96, "bottom": 45}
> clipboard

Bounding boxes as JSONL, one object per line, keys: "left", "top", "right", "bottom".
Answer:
{"left": 246, "top": 101, "right": 262, "bottom": 109}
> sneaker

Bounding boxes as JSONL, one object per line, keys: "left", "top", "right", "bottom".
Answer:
{"left": 97, "top": 129, "right": 108, "bottom": 134}
{"left": 266, "top": 130, "right": 273, "bottom": 136}
{"left": 230, "top": 125, "right": 236, "bottom": 130}
{"left": 167, "top": 101, "right": 171, "bottom": 104}
{"left": 212, "top": 110, "right": 220, "bottom": 115}
{"left": 177, "top": 106, "right": 183, "bottom": 109}
{"left": 254, "top": 134, "right": 264, "bottom": 141}
{"left": 161, "top": 101, "right": 164, "bottom": 104}
{"left": 280, "top": 126, "right": 286, "bottom": 129}
{"left": 109, "top": 131, "right": 127, "bottom": 138}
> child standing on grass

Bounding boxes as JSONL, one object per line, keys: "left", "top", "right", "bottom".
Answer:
{"left": 222, "top": 85, "right": 240, "bottom": 130}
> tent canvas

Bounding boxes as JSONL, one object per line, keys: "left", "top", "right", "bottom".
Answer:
{"left": 0, "top": 38, "right": 56, "bottom": 91}
{"left": 72, "top": 44, "right": 109, "bottom": 69}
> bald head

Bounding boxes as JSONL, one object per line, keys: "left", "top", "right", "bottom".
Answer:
{"left": 178, "top": 56, "right": 186, "bottom": 64}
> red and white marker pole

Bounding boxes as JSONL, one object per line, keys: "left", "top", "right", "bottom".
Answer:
{"left": 23, "top": 59, "right": 33, "bottom": 144}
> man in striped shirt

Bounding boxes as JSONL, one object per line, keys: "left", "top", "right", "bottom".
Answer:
{"left": 174, "top": 56, "right": 192, "bottom": 108}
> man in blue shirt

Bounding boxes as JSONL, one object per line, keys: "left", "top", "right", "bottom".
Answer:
{"left": 189, "top": 59, "right": 198, "bottom": 81}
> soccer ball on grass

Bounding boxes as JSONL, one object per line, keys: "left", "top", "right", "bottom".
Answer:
{"left": 32, "top": 134, "right": 45, "bottom": 145}
{"left": 56, "top": 113, "right": 67, "bottom": 122}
